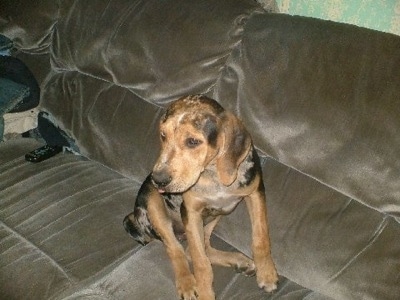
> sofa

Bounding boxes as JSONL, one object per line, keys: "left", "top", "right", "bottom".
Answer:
{"left": 1, "top": 1, "right": 399, "bottom": 299}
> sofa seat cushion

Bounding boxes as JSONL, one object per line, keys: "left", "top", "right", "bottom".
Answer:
{"left": 215, "top": 155, "right": 400, "bottom": 299}
{"left": 0, "top": 138, "right": 139, "bottom": 299}
{"left": 56, "top": 237, "right": 326, "bottom": 300}
{"left": 4, "top": 140, "right": 394, "bottom": 299}
{"left": 0, "top": 139, "right": 329, "bottom": 299}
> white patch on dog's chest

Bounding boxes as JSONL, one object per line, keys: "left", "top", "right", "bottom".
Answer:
{"left": 189, "top": 149, "right": 257, "bottom": 215}
{"left": 191, "top": 169, "right": 245, "bottom": 214}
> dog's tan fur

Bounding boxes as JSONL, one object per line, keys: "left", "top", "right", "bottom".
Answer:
{"left": 124, "top": 95, "right": 278, "bottom": 300}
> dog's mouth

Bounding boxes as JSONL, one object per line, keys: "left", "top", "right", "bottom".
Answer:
{"left": 151, "top": 177, "right": 193, "bottom": 194}
{"left": 151, "top": 178, "right": 173, "bottom": 194}
{"left": 151, "top": 169, "right": 203, "bottom": 194}
{"left": 156, "top": 187, "right": 170, "bottom": 194}
{"left": 155, "top": 184, "right": 188, "bottom": 194}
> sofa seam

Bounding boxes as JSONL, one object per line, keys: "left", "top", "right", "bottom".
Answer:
{"left": 0, "top": 219, "right": 74, "bottom": 284}
{"left": 204, "top": 8, "right": 265, "bottom": 97}
{"left": 256, "top": 147, "right": 394, "bottom": 219}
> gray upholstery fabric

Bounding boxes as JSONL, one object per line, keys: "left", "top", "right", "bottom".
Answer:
{"left": 0, "top": 0, "right": 58, "bottom": 53}
{"left": 1, "top": 0, "right": 399, "bottom": 299}
{"left": 214, "top": 13, "right": 400, "bottom": 218}
{"left": 41, "top": 71, "right": 162, "bottom": 179}
{"left": 50, "top": 0, "right": 263, "bottom": 102}
{"left": 0, "top": 139, "right": 321, "bottom": 299}
{"left": 215, "top": 156, "right": 400, "bottom": 299}
{"left": 0, "top": 139, "right": 138, "bottom": 299}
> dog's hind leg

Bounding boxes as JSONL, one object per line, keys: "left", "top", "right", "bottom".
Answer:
{"left": 203, "top": 216, "right": 256, "bottom": 277}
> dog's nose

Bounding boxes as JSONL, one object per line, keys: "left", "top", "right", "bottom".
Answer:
{"left": 151, "top": 170, "right": 172, "bottom": 189}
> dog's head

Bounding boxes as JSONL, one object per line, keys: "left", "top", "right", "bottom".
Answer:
{"left": 151, "top": 95, "right": 251, "bottom": 193}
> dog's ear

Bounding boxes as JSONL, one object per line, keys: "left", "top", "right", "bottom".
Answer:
{"left": 216, "top": 113, "right": 251, "bottom": 186}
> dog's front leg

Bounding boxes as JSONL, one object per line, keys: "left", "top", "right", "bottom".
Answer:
{"left": 182, "top": 199, "right": 215, "bottom": 300}
{"left": 147, "top": 193, "right": 197, "bottom": 300}
{"left": 245, "top": 183, "right": 278, "bottom": 293}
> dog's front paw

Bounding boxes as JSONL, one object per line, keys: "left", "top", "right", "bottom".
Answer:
{"left": 177, "top": 274, "right": 198, "bottom": 300}
{"left": 256, "top": 260, "right": 279, "bottom": 293}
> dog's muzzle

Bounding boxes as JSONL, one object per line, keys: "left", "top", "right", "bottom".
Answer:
{"left": 151, "top": 170, "right": 172, "bottom": 192}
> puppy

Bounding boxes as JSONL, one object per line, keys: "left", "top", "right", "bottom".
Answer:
{"left": 124, "top": 95, "right": 278, "bottom": 300}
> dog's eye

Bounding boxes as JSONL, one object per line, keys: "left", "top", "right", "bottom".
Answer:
{"left": 186, "top": 138, "right": 202, "bottom": 148}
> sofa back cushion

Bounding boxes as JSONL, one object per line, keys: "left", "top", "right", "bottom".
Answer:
{"left": 39, "top": 0, "right": 263, "bottom": 180}
{"left": 215, "top": 13, "right": 400, "bottom": 217}
{"left": 51, "top": 0, "right": 262, "bottom": 103}
{"left": 41, "top": 71, "right": 162, "bottom": 179}
{"left": 0, "top": 0, "right": 59, "bottom": 53}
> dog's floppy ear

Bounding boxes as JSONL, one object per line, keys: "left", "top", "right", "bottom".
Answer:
{"left": 216, "top": 113, "right": 251, "bottom": 186}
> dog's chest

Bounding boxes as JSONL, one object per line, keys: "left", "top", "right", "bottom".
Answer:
{"left": 189, "top": 150, "right": 257, "bottom": 215}
{"left": 191, "top": 170, "right": 246, "bottom": 215}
